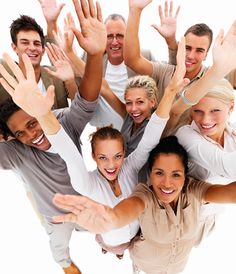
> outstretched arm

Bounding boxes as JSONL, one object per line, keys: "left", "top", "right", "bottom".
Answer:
{"left": 53, "top": 193, "right": 144, "bottom": 233}
{"left": 204, "top": 181, "right": 236, "bottom": 204}
{"left": 38, "top": 0, "right": 65, "bottom": 39}
{"left": 71, "top": 0, "right": 106, "bottom": 101}
{"left": 124, "top": 0, "right": 154, "bottom": 75}
{"left": 152, "top": 0, "right": 180, "bottom": 51}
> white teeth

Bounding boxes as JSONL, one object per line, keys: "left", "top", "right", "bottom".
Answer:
{"left": 132, "top": 113, "right": 141, "bottom": 117}
{"left": 32, "top": 134, "right": 44, "bottom": 145}
{"left": 201, "top": 124, "right": 214, "bottom": 129}
{"left": 106, "top": 169, "right": 116, "bottom": 173}
{"left": 161, "top": 189, "right": 174, "bottom": 194}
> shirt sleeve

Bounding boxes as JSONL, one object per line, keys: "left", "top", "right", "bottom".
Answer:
{"left": 186, "top": 177, "right": 211, "bottom": 202}
{"left": 130, "top": 183, "right": 153, "bottom": 209}
{"left": 126, "top": 112, "right": 169, "bottom": 173}
{"left": 176, "top": 126, "right": 236, "bottom": 179}
{"left": 46, "top": 127, "right": 93, "bottom": 195}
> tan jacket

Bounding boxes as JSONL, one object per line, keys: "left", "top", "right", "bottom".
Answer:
{"left": 0, "top": 58, "right": 69, "bottom": 109}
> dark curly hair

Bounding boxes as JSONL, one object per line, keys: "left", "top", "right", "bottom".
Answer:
{"left": 10, "top": 15, "right": 45, "bottom": 47}
{"left": 0, "top": 99, "right": 20, "bottom": 140}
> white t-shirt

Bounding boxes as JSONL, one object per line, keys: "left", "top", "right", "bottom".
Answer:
{"left": 89, "top": 61, "right": 128, "bottom": 130}
{"left": 37, "top": 78, "right": 47, "bottom": 96}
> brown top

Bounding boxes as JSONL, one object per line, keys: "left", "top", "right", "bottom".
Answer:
{"left": 129, "top": 178, "right": 211, "bottom": 274}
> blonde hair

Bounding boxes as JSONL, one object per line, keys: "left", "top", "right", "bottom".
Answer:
{"left": 124, "top": 75, "right": 158, "bottom": 104}
{"left": 204, "top": 78, "right": 235, "bottom": 105}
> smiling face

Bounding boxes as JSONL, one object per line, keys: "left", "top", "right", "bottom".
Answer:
{"left": 125, "top": 87, "right": 156, "bottom": 127}
{"left": 92, "top": 139, "right": 125, "bottom": 181}
{"left": 184, "top": 33, "right": 210, "bottom": 79}
{"left": 105, "top": 19, "right": 126, "bottom": 65}
{"left": 11, "top": 30, "right": 45, "bottom": 68}
{"left": 7, "top": 109, "right": 51, "bottom": 151}
{"left": 191, "top": 96, "right": 233, "bottom": 144}
{"left": 150, "top": 153, "right": 185, "bottom": 208}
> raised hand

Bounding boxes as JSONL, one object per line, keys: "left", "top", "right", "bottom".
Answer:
{"left": 167, "top": 36, "right": 189, "bottom": 93}
{"left": 152, "top": 1, "right": 180, "bottom": 44}
{"left": 53, "top": 193, "right": 115, "bottom": 234}
{"left": 71, "top": 0, "right": 106, "bottom": 55}
{"left": 211, "top": 20, "right": 236, "bottom": 76}
{"left": 128, "top": 0, "right": 153, "bottom": 10}
{"left": 45, "top": 42, "right": 75, "bottom": 81}
{"left": 0, "top": 53, "right": 54, "bottom": 118}
{"left": 38, "top": 0, "right": 65, "bottom": 25}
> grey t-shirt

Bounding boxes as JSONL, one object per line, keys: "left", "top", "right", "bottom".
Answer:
{"left": 0, "top": 91, "right": 97, "bottom": 219}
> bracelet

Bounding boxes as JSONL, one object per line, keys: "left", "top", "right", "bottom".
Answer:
{"left": 180, "top": 89, "right": 198, "bottom": 106}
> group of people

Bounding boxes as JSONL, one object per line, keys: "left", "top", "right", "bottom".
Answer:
{"left": 0, "top": 0, "right": 236, "bottom": 274}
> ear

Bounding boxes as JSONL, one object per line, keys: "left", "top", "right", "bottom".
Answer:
{"left": 150, "top": 97, "right": 157, "bottom": 108}
{"left": 42, "top": 47, "right": 45, "bottom": 56}
{"left": 11, "top": 42, "right": 17, "bottom": 53}
{"left": 92, "top": 152, "right": 96, "bottom": 161}
{"left": 229, "top": 101, "right": 234, "bottom": 114}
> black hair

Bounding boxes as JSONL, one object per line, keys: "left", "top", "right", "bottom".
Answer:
{"left": 148, "top": 136, "right": 189, "bottom": 175}
{"left": 10, "top": 15, "right": 45, "bottom": 46}
{"left": 0, "top": 99, "right": 20, "bottom": 140}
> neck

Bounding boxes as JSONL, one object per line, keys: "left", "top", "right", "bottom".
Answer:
{"left": 19, "top": 61, "right": 40, "bottom": 83}
{"left": 185, "top": 66, "right": 202, "bottom": 80}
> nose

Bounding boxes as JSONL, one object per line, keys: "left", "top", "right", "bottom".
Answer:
{"left": 26, "top": 129, "right": 37, "bottom": 140}
{"left": 131, "top": 103, "right": 137, "bottom": 112}
{"left": 28, "top": 42, "right": 37, "bottom": 50}
{"left": 163, "top": 176, "right": 172, "bottom": 188}
{"left": 107, "top": 158, "right": 116, "bottom": 168}
{"left": 201, "top": 113, "right": 212, "bottom": 124}
{"left": 186, "top": 50, "right": 195, "bottom": 60}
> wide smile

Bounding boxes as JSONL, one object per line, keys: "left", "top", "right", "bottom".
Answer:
{"left": 160, "top": 188, "right": 175, "bottom": 195}
{"left": 104, "top": 168, "right": 117, "bottom": 176}
{"left": 200, "top": 123, "right": 216, "bottom": 131}
{"left": 32, "top": 133, "right": 45, "bottom": 146}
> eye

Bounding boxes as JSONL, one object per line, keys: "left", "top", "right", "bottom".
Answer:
{"left": 125, "top": 102, "right": 131, "bottom": 106}
{"left": 15, "top": 131, "right": 24, "bottom": 138}
{"left": 173, "top": 173, "right": 181, "bottom": 178}
{"left": 34, "top": 42, "right": 42, "bottom": 47}
{"left": 211, "top": 109, "right": 220, "bottom": 113}
{"left": 28, "top": 121, "right": 37, "bottom": 128}
{"left": 99, "top": 156, "right": 107, "bottom": 161}
{"left": 115, "top": 154, "right": 123, "bottom": 160}
{"left": 137, "top": 100, "right": 144, "bottom": 105}
{"left": 155, "top": 171, "right": 163, "bottom": 176}
{"left": 193, "top": 109, "right": 202, "bottom": 113}
{"left": 116, "top": 34, "right": 124, "bottom": 40}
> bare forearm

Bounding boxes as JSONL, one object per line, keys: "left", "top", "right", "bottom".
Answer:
{"left": 79, "top": 53, "right": 103, "bottom": 101}
{"left": 112, "top": 197, "right": 144, "bottom": 228}
{"left": 124, "top": 8, "right": 142, "bottom": 68}
{"left": 64, "top": 78, "right": 78, "bottom": 100}
{"left": 66, "top": 51, "right": 86, "bottom": 77}
{"left": 156, "top": 88, "right": 176, "bottom": 119}
{"left": 101, "top": 80, "right": 126, "bottom": 119}
{"left": 37, "top": 111, "right": 61, "bottom": 135}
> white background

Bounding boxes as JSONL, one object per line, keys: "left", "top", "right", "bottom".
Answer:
{"left": 0, "top": 0, "right": 236, "bottom": 274}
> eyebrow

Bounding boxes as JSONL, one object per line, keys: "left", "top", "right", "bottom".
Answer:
{"left": 152, "top": 168, "right": 184, "bottom": 173}
{"left": 186, "top": 45, "right": 206, "bottom": 51}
